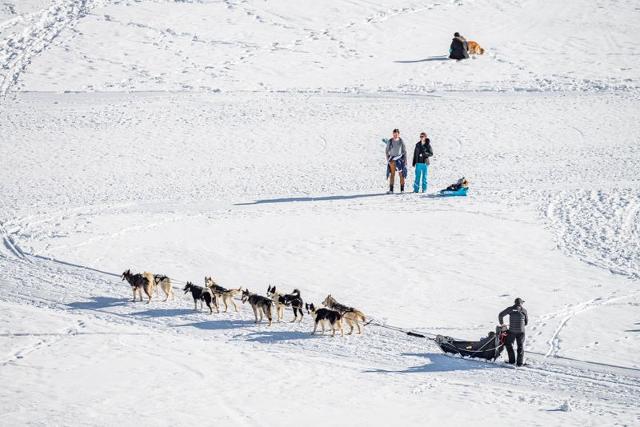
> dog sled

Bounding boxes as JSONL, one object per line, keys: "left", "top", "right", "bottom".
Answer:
{"left": 435, "top": 325, "right": 508, "bottom": 361}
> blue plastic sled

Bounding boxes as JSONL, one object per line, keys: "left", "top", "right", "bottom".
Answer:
{"left": 439, "top": 187, "right": 468, "bottom": 197}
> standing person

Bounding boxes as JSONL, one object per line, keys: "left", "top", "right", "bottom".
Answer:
{"left": 449, "top": 32, "right": 469, "bottom": 60}
{"left": 498, "top": 298, "right": 528, "bottom": 366}
{"left": 412, "top": 132, "right": 433, "bottom": 193}
{"left": 385, "top": 128, "right": 407, "bottom": 193}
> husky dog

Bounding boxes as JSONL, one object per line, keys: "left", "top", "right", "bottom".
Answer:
{"left": 183, "top": 282, "right": 215, "bottom": 314}
{"left": 322, "top": 294, "right": 366, "bottom": 335}
{"left": 153, "top": 274, "right": 174, "bottom": 301}
{"left": 205, "top": 277, "right": 242, "bottom": 313}
{"left": 267, "top": 285, "right": 304, "bottom": 323}
{"left": 306, "top": 303, "right": 343, "bottom": 337}
{"left": 241, "top": 289, "right": 273, "bottom": 326}
{"left": 122, "top": 269, "right": 152, "bottom": 302}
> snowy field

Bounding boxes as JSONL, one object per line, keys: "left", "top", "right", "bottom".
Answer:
{"left": 1, "top": 1, "right": 640, "bottom": 426}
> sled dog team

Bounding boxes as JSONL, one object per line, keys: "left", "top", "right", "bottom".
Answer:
{"left": 122, "top": 269, "right": 366, "bottom": 336}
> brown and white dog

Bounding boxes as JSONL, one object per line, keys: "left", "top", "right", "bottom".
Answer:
{"left": 467, "top": 40, "right": 485, "bottom": 55}
{"left": 205, "top": 277, "right": 242, "bottom": 313}
{"left": 322, "top": 294, "right": 366, "bottom": 335}
{"left": 142, "top": 272, "right": 174, "bottom": 303}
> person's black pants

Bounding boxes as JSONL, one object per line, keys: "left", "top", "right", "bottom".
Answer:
{"left": 505, "top": 331, "right": 525, "bottom": 366}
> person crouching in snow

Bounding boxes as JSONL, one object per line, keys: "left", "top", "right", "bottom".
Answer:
{"left": 386, "top": 128, "right": 407, "bottom": 193}
{"left": 412, "top": 132, "right": 433, "bottom": 193}
{"left": 449, "top": 32, "right": 469, "bottom": 60}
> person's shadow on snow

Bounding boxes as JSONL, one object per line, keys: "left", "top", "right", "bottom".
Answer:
{"left": 394, "top": 56, "right": 449, "bottom": 63}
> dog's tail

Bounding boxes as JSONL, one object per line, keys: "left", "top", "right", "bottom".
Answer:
{"left": 291, "top": 288, "right": 301, "bottom": 296}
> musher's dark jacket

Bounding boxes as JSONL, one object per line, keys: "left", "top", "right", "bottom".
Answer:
{"left": 499, "top": 304, "right": 528, "bottom": 333}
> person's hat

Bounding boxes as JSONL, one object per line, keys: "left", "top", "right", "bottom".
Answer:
{"left": 514, "top": 297, "right": 525, "bottom": 305}
{"left": 454, "top": 32, "right": 460, "bottom": 37}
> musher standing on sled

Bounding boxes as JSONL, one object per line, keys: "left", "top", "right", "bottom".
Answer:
{"left": 499, "top": 297, "right": 528, "bottom": 366}
{"left": 412, "top": 132, "right": 433, "bottom": 193}
{"left": 385, "top": 128, "right": 407, "bottom": 193}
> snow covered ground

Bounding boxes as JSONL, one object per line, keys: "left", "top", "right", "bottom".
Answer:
{"left": 1, "top": 1, "right": 639, "bottom": 426}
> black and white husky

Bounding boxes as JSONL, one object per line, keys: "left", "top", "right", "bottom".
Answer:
{"left": 267, "top": 285, "right": 304, "bottom": 323}
{"left": 122, "top": 269, "right": 152, "bottom": 302}
{"left": 306, "top": 303, "right": 343, "bottom": 337}
{"left": 241, "top": 289, "right": 273, "bottom": 326}
{"left": 183, "top": 282, "right": 215, "bottom": 314}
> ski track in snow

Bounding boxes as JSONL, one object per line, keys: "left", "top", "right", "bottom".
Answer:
{"left": 0, "top": 0, "right": 91, "bottom": 96}
{"left": 545, "top": 190, "right": 640, "bottom": 280}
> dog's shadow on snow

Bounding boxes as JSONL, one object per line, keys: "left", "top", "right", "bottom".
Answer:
{"left": 68, "top": 296, "right": 129, "bottom": 310}
{"left": 365, "top": 352, "right": 502, "bottom": 374}
{"left": 393, "top": 56, "right": 449, "bottom": 63}
{"left": 177, "top": 319, "right": 258, "bottom": 331}
{"left": 131, "top": 308, "right": 196, "bottom": 318}
{"left": 244, "top": 329, "right": 319, "bottom": 343}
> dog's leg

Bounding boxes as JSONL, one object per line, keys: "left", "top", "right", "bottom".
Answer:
{"left": 312, "top": 320, "right": 318, "bottom": 335}
{"left": 252, "top": 305, "right": 258, "bottom": 323}
{"left": 231, "top": 299, "right": 238, "bottom": 312}
{"left": 266, "top": 306, "right": 272, "bottom": 326}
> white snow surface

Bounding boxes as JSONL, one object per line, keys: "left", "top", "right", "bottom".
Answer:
{"left": 1, "top": 1, "right": 640, "bottom": 426}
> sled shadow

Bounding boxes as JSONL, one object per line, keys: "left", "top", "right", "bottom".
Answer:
{"left": 394, "top": 56, "right": 449, "bottom": 63}
{"left": 68, "top": 296, "right": 129, "bottom": 310}
{"left": 235, "top": 193, "right": 386, "bottom": 205}
{"left": 365, "top": 353, "right": 501, "bottom": 374}
{"left": 244, "top": 330, "right": 318, "bottom": 343}
{"left": 178, "top": 319, "right": 257, "bottom": 330}
{"left": 625, "top": 329, "right": 640, "bottom": 332}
